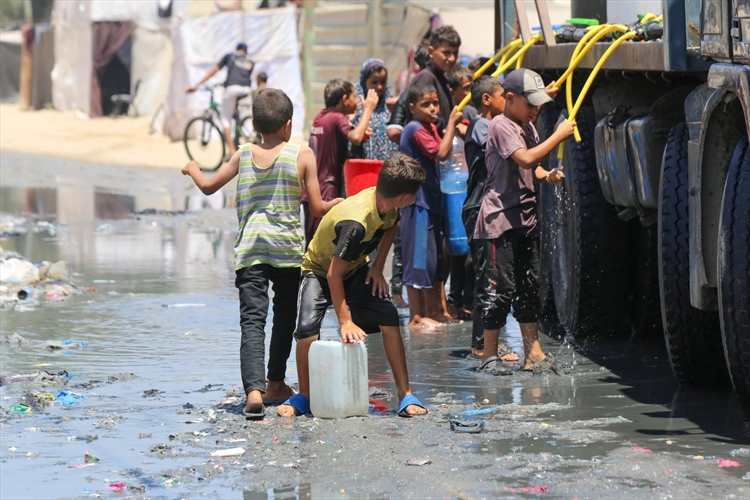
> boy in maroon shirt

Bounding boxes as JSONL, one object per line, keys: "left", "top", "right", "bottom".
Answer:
{"left": 474, "top": 69, "right": 573, "bottom": 373}
{"left": 303, "top": 79, "right": 378, "bottom": 246}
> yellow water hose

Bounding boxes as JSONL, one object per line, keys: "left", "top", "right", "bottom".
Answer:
{"left": 498, "top": 38, "right": 524, "bottom": 71}
{"left": 641, "top": 12, "right": 658, "bottom": 23}
{"left": 457, "top": 39, "right": 523, "bottom": 112}
{"left": 491, "top": 34, "right": 543, "bottom": 77}
{"left": 564, "top": 24, "right": 628, "bottom": 141}
{"left": 556, "top": 29, "right": 637, "bottom": 159}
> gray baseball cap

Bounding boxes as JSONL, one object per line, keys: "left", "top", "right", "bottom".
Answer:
{"left": 502, "top": 69, "right": 552, "bottom": 106}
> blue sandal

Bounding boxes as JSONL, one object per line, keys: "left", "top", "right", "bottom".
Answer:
{"left": 281, "top": 394, "right": 311, "bottom": 416}
{"left": 397, "top": 394, "right": 427, "bottom": 418}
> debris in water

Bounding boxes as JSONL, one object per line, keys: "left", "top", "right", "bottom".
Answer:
{"left": 162, "top": 303, "right": 206, "bottom": 308}
{"left": 633, "top": 447, "right": 652, "bottom": 453}
{"left": 449, "top": 420, "right": 484, "bottom": 434}
{"left": 210, "top": 447, "right": 245, "bottom": 457}
{"left": 458, "top": 407, "right": 499, "bottom": 416}
{"left": 9, "top": 405, "right": 31, "bottom": 413}
{"left": 717, "top": 459, "right": 742, "bottom": 468}
{"left": 730, "top": 448, "right": 750, "bottom": 457}
{"left": 406, "top": 458, "right": 431, "bottom": 466}
{"left": 55, "top": 390, "right": 85, "bottom": 406}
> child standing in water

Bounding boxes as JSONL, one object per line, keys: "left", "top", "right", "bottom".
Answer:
{"left": 182, "top": 89, "right": 340, "bottom": 419}
{"left": 474, "top": 69, "right": 572, "bottom": 373}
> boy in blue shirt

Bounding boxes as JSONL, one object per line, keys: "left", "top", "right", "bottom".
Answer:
{"left": 399, "top": 83, "right": 462, "bottom": 327}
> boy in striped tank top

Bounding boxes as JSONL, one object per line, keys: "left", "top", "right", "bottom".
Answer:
{"left": 182, "top": 89, "right": 341, "bottom": 419}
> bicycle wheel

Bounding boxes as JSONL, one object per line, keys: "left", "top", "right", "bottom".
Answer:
{"left": 237, "top": 115, "right": 262, "bottom": 146}
{"left": 184, "top": 116, "right": 225, "bottom": 171}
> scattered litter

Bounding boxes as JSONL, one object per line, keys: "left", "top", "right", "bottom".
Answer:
{"left": 55, "top": 390, "right": 85, "bottom": 407}
{"left": 458, "top": 407, "right": 499, "bottom": 416}
{"left": 68, "top": 463, "right": 96, "bottom": 469}
{"left": 282, "top": 463, "right": 299, "bottom": 468}
{"left": 162, "top": 303, "right": 206, "bottom": 308}
{"left": 506, "top": 486, "right": 548, "bottom": 493}
{"left": 69, "top": 451, "right": 99, "bottom": 468}
{"left": 9, "top": 405, "right": 31, "bottom": 413}
{"left": 666, "top": 440, "right": 675, "bottom": 445}
{"left": 210, "top": 447, "right": 245, "bottom": 457}
{"left": 139, "top": 434, "right": 152, "bottom": 439}
{"left": 730, "top": 448, "right": 750, "bottom": 457}
{"left": 8, "top": 446, "right": 17, "bottom": 451}
{"left": 693, "top": 455, "right": 705, "bottom": 460}
{"left": 717, "top": 459, "right": 743, "bottom": 468}
{"left": 225, "top": 438, "right": 247, "bottom": 443}
{"left": 67, "top": 434, "right": 98, "bottom": 443}
{"left": 540, "top": 422, "right": 554, "bottom": 428}
{"left": 633, "top": 447, "right": 652, "bottom": 453}
{"left": 162, "top": 477, "right": 179, "bottom": 488}
{"left": 109, "top": 483, "right": 126, "bottom": 491}
{"left": 449, "top": 420, "right": 484, "bottom": 434}
{"left": 142, "top": 389, "right": 164, "bottom": 398}
{"left": 406, "top": 458, "right": 431, "bottom": 466}
{"left": 368, "top": 387, "right": 393, "bottom": 400}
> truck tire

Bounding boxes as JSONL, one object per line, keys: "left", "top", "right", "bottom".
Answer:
{"left": 658, "top": 123, "right": 728, "bottom": 386}
{"left": 547, "top": 107, "right": 630, "bottom": 337}
{"left": 718, "top": 137, "right": 750, "bottom": 415}
{"left": 627, "top": 223, "right": 663, "bottom": 337}
{"left": 536, "top": 106, "right": 563, "bottom": 334}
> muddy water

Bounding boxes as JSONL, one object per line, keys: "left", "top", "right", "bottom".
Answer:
{"left": 1, "top": 154, "right": 749, "bottom": 499}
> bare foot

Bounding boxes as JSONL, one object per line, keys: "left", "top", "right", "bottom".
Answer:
{"left": 431, "top": 313, "right": 455, "bottom": 323}
{"left": 392, "top": 294, "right": 407, "bottom": 308}
{"left": 522, "top": 350, "right": 547, "bottom": 370}
{"left": 408, "top": 314, "right": 443, "bottom": 330}
{"left": 264, "top": 381, "right": 292, "bottom": 402}
{"left": 245, "top": 389, "right": 263, "bottom": 414}
{"left": 403, "top": 404, "right": 427, "bottom": 416}
{"left": 472, "top": 347, "right": 484, "bottom": 357}
{"left": 277, "top": 403, "right": 296, "bottom": 417}
{"left": 501, "top": 352, "right": 520, "bottom": 362}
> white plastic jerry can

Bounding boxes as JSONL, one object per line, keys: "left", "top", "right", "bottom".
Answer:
{"left": 308, "top": 340, "right": 369, "bottom": 418}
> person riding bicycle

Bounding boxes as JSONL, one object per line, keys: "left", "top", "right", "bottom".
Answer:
{"left": 187, "top": 42, "right": 255, "bottom": 157}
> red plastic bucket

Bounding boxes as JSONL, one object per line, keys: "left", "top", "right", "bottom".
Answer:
{"left": 344, "top": 159, "right": 384, "bottom": 197}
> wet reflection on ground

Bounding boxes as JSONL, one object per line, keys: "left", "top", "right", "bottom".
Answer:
{"left": 1, "top": 155, "right": 748, "bottom": 498}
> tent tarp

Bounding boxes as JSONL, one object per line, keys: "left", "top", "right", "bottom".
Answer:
{"left": 132, "top": 25, "right": 173, "bottom": 116}
{"left": 51, "top": 0, "right": 92, "bottom": 114}
{"left": 0, "top": 33, "right": 22, "bottom": 103}
{"left": 162, "top": 6, "right": 304, "bottom": 140}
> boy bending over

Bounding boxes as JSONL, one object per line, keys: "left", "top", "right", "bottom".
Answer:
{"left": 183, "top": 89, "right": 340, "bottom": 419}
{"left": 474, "top": 69, "right": 574, "bottom": 373}
{"left": 278, "top": 153, "right": 428, "bottom": 418}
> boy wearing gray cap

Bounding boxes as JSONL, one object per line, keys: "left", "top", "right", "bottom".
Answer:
{"left": 474, "top": 69, "right": 575, "bottom": 373}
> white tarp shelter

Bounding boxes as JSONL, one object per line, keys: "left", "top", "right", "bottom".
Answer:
{"left": 162, "top": 6, "right": 305, "bottom": 140}
{"left": 51, "top": 0, "right": 190, "bottom": 116}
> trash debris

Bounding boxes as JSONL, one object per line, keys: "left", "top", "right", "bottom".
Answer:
{"left": 633, "top": 447, "right": 652, "bottom": 453}
{"left": 506, "top": 486, "right": 548, "bottom": 493}
{"left": 282, "top": 463, "right": 299, "bottom": 468}
{"left": 139, "top": 433, "right": 152, "bottom": 439}
{"left": 142, "top": 389, "right": 164, "bottom": 398}
{"left": 449, "top": 420, "right": 484, "bottom": 434}
{"left": 67, "top": 435, "right": 99, "bottom": 443}
{"left": 9, "top": 405, "right": 31, "bottom": 413}
{"left": 162, "top": 303, "right": 206, "bottom": 308}
{"left": 210, "top": 447, "right": 245, "bottom": 457}
{"left": 68, "top": 451, "right": 99, "bottom": 468}
{"left": 406, "top": 458, "right": 431, "bottom": 466}
{"left": 0, "top": 258, "right": 40, "bottom": 284}
{"left": 717, "top": 459, "right": 743, "bottom": 468}
{"left": 55, "top": 390, "right": 85, "bottom": 406}
{"left": 458, "top": 407, "right": 499, "bottom": 416}
{"left": 368, "top": 387, "right": 393, "bottom": 400}
{"left": 109, "top": 483, "right": 126, "bottom": 491}
{"left": 730, "top": 448, "right": 750, "bottom": 457}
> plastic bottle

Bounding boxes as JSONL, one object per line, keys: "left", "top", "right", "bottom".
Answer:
{"left": 440, "top": 137, "right": 469, "bottom": 194}
{"left": 441, "top": 137, "right": 470, "bottom": 255}
{"left": 308, "top": 340, "right": 369, "bottom": 418}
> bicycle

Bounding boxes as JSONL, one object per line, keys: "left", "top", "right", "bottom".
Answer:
{"left": 183, "top": 85, "right": 260, "bottom": 171}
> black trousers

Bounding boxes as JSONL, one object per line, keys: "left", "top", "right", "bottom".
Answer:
{"left": 235, "top": 264, "right": 300, "bottom": 395}
{"left": 469, "top": 238, "right": 486, "bottom": 349}
{"left": 480, "top": 231, "right": 541, "bottom": 330}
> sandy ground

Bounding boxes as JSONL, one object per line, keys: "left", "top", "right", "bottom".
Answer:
{"left": 0, "top": 104, "right": 191, "bottom": 170}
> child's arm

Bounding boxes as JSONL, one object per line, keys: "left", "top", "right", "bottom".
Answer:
{"left": 436, "top": 106, "right": 464, "bottom": 161}
{"left": 509, "top": 119, "right": 576, "bottom": 170}
{"left": 365, "top": 223, "right": 398, "bottom": 298}
{"left": 181, "top": 153, "right": 239, "bottom": 195}
{"left": 328, "top": 256, "right": 368, "bottom": 343}
{"left": 347, "top": 89, "right": 379, "bottom": 146}
{"left": 298, "top": 146, "right": 343, "bottom": 217}
{"left": 534, "top": 165, "right": 565, "bottom": 185}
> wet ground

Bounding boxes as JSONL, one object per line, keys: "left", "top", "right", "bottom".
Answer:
{"left": 1, "top": 153, "right": 749, "bottom": 499}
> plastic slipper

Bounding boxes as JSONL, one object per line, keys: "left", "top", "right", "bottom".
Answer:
{"left": 263, "top": 386, "right": 295, "bottom": 405}
{"left": 477, "top": 356, "right": 512, "bottom": 375}
{"left": 497, "top": 343, "right": 519, "bottom": 362}
{"left": 467, "top": 353, "right": 481, "bottom": 361}
{"left": 449, "top": 420, "right": 485, "bottom": 433}
{"left": 280, "top": 393, "right": 310, "bottom": 416}
{"left": 243, "top": 404, "right": 265, "bottom": 421}
{"left": 397, "top": 394, "right": 427, "bottom": 418}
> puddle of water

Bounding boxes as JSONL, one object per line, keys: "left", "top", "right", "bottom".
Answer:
{"left": 1, "top": 154, "right": 749, "bottom": 498}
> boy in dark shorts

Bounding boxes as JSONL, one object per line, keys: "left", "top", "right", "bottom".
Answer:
{"left": 399, "top": 83, "right": 462, "bottom": 327}
{"left": 278, "top": 154, "right": 428, "bottom": 418}
{"left": 474, "top": 69, "right": 573, "bottom": 373}
{"left": 304, "top": 79, "right": 378, "bottom": 246}
{"left": 463, "top": 75, "right": 506, "bottom": 358}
